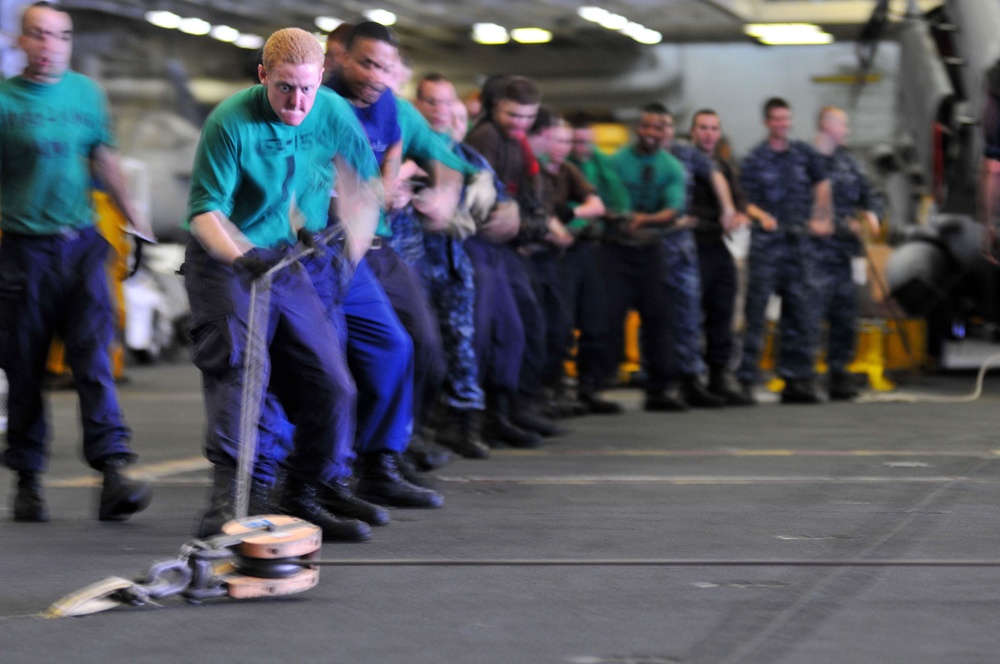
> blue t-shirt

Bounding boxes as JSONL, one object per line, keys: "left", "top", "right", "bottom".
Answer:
{"left": 740, "top": 139, "right": 828, "bottom": 230}
{"left": 325, "top": 74, "right": 400, "bottom": 167}
{"left": 186, "top": 85, "right": 378, "bottom": 248}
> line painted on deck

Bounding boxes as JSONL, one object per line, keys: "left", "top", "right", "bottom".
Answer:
{"left": 47, "top": 456, "right": 210, "bottom": 488}
{"left": 49, "top": 391, "right": 203, "bottom": 403}
{"left": 42, "top": 448, "right": 1000, "bottom": 489}
{"left": 492, "top": 449, "right": 1000, "bottom": 458}
{"left": 440, "top": 475, "right": 989, "bottom": 485}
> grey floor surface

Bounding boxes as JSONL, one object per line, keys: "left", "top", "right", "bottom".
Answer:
{"left": 3, "top": 362, "right": 1000, "bottom": 663}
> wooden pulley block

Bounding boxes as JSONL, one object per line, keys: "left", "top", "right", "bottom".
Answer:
{"left": 222, "top": 514, "right": 322, "bottom": 559}
{"left": 220, "top": 514, "right": 322, "bottom": 599}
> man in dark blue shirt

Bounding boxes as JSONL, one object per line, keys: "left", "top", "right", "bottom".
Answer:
{"left": 688, "top": 109, "right": 756, "bottom": 406}
{"left": 737, "top": 97, "right": 832, "bottom": 404}
{"left": 662, "top": 108, "right": 733, "bottom": 408}
{"left": 327, "top": 21, "right": 444, "bottom": 510}
{"left": 813, "top": 106, "right": 882, "bottom": 399}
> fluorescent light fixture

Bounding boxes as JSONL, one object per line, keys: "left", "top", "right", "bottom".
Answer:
{"left": 577, "top": 6, "right": 608, "bottom": 22}
{"left": 314, "top": 16, "right": 343, "bottom": 32}
{"left": 744, "top": 23, "right": 818, "bottom": 37}
{"left": 577, "top": 5, "right": 660, "bottom": 45}
{"left": 144, "top": 10, "right": 181, "bottom": 29}
{"left": 598, "top": 13, "right": 629, "bottom": 30}
{"left": 510, "top": 27, "right": 552, "bottom": 44}
{"left": 178, "top": 17, "right": 211, "bottom": 36}
{"left": 633, "top": 28, "right": 662, "bottom": 45}
{"left": 472, "top": 22, "right": 509, "bottom": 45}
{"left": 744, "top": 23, "right": 833, "bottom": 45}
{"left": 620, "top": 21, "right": 645, "bottom": 39}
{"left": 209, "top": 25, "right": 239, "bottom": 43}
{"left": 758, "top": 32, "right": 832, "bottom": 45}
{"left": 364, "top": 9, "right": 397, "bottom": 26}
{"left": 234, "top": 33, "right": 264, "bottom": 49}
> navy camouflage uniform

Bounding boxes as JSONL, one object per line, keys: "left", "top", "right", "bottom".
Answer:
{"left": 736, "top": 139, "right": 828, "bottom": 385}
{"left": 812, "top": 148, "right": 883, "bottom": 378}
{"left": 666, "top": 143, "right": 715, "bottom": 377}
{"left": 387, "top": 197, "right": 486, "bottom": 413}
{"left": 423, "top": 232, "right": 484, "bottom": 411}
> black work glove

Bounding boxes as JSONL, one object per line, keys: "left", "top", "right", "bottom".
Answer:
{"left": 556, "top": 205, "right": 575, "bottom": 224}
{"left": 296, "top": 227, "right": 317, "bottom": 251}
{"left": 233, "top": 248, "right": 278, "bottom": 280}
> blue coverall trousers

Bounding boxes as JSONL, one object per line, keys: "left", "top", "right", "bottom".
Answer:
{"left": 0, "top": 227, "right": 133, "bottom": 473}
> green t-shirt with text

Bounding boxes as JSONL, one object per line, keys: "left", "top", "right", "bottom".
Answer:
{"left": 187, "top": 85, "right": 378, "bottom": 248}
{"left": 0, "top": 72, "right": 115, "bottom": 235}
{"left": 610, "top": 145, "right": 686, "bottom": 215}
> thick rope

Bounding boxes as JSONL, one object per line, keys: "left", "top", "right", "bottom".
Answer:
{"left": 234, "top": 274, "right": 272, "bottom": 521}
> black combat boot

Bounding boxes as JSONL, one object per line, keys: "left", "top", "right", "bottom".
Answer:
{"left": 781, "top": 378, "right": 822, "bottom": 404}
{"left": 280, "top": 476, "right": 372, "bottom": 542}
{"left": 320, "top": 479, "right": 391, "bottom": 526}
{"left": 681, "top": 374, "right": 726, "bottom": 408}
{"left": 247, "top": 477, "right": 275, "bottom": 517}
{"left": 828, "top": 372, "right": 859, "bottom": 401}
{"left": 708, "top": 366, "right": 756, "bottom": 406}
{"left": 405, "top": 432, "right": 455, "bottom": 469}
{"left": 98, "top": 455, "right": 152, "bottom": 522}
{"left": 396, "top": 453, "right": 441, "bottom": 489}
{"left": 13, "top": 471, "right": 48, "bottom": 523}
{"left": 643, "top": 385, "right": 689, "bottom": 412}
{"left": 194, "top": 467, "right": 275, "bottom": 537}
{"left": 483, "top": 392, "right": 542, "bottom": 449}
{"left": 194, "top": 465, "right": 235, "bottom": 537}
{"left": 541, "top": 384, "right": 588, "bottom": 419}
{"left": 509, "top": 394, "right": 570, "bottom": 437}
{"left": 355, "top": 452, "right": 445, "bottom": 509}
{"left": 435, "top": 408, "right": 490, "bottom": 459}
{"left": 578, "top": 390, "right": 624, "bottom": 415}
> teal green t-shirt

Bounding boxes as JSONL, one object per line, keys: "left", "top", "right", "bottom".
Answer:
{"left": 571, "top": 151, "right": 631, "bottom": 216}
{"left": 372, "top": 98, "right": 478, "bottom": 238}
{"left": 610, "top": 146, "right": 686, "bottom": 215}
{"left": 187, "top": 85, "right": 378, "bottom": 248}
{"left": 396, "top": 98, "right": 478, "bottom": 177}
{"left": 0, "top": 72, "right": 115, "bottom": 235}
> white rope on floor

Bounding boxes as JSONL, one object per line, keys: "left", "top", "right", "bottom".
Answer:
{"left": 855, "top": 351, "right": 1000, "bottom": 404}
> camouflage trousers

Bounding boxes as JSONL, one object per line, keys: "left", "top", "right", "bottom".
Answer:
{"left": 422, "top": 233, "right": 486, "bottom": 411}
{"left": 736, "top": 229, "right": 820, "bottom": 384}
{"left": 660, "top": 228, "right": 706, "bottom": 376}
{"left": 812, "top": 235, "right": 861, "bottom": 376}
{"left": 386, "top": 206, "right": 426, "bottom": 268}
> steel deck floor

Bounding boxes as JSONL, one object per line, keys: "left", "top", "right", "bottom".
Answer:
{"left": 2, "top": 362, "right": 1000, "bottom": 664}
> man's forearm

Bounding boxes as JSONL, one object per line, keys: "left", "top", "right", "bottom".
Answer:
{"left": 711, "top": 171, "right": 736, "bottom": 213}
{"left": 634, "top": 208, "right": 679, "bottom": 227}
{"left": 981, "top": 158, "right": 1000, "bottom": 228}
{"left": 91, "top": 145, "right": 155, "bottom": 241}
{"left": 574, "top": 194, "right": 605, "bottom": 220}
{"left": 190, "top": 211, "right": 252, "bottom": 264}
{"left": 811, "top": 179, "right": 833, "bottom": 223}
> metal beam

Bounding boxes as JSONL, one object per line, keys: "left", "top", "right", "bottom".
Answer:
{"left": 750, "top": 0, "right": 941, "bottom": 25}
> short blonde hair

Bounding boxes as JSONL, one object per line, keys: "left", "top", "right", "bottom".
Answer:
{"left": 262, "top": 28, "right": 324, "bottom": 71}
{"left": 817, "top": 105, "right": 844, "bottom": 128}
